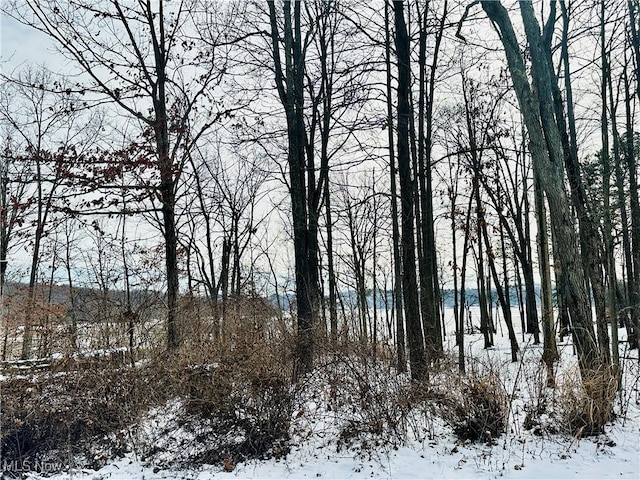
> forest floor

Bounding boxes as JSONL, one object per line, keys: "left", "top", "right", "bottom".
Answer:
{"left": 2, "top": 307, "right": 639, "bottom": 479}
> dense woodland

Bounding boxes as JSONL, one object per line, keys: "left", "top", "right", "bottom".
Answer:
{"left": 0, "top": 0, "right": 639, "bottom": 474}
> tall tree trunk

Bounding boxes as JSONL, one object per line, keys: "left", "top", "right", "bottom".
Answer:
{"left": 416, "top": 0, "right": 446, "bottom": 363}
{"left": 610, "top": 41, "right": 635, "bottom": 354}
{"left": 268, "top": 0, "right": 314, "bottom": 377}
{"left": 556, "top": 2, "right": 608, "bottom": 358}
{"left": 385, "top": 0, "right": 406, "bottom": 372}
{"left": 449, "top": 162, "right": 460, "bottom": 346}
{"left": 535, "top": 176, "right": 558, "bottom": 385}
{"left": 599, "top": 0, "right": 616, "bottom": 370}
{"left": 481, "top": 0, "right": 601, "bottom": 378}
{"left": 520, "top": 162, "right": 540, "bottom": 343}
{"left": 623, "top": 51, "right": 640, "bottom": 350}
{"left": 384, "top": 0, "right": 407, "bottom": 373}
{"left": 394, "top": 0, "right": 426, "bottom": 382}
{"left": 612, "top": 71, "right": 636, "bottom": 350}
{"left": 317, "top": 7, "right": 338, "bottom": 343}
{"left": 150, "top": 1, "right": 180, "bottom": 351}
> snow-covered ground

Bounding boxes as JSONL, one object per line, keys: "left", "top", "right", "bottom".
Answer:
{"left": 8, "top": 307, "right": 640, "bottom": 479}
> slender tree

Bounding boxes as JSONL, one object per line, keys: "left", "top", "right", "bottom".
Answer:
{"left": 384, "top": 0, "right": 406, "bottom": 372}
{"left": 534, "top": 175, "right": 558, "bottom": 384}
{"left": 393, "top": 0, "right": 426, "bottom": 382}
{"left": 480, "top": 0, "right": 601, "bottom": 378}
{"left": 415, "top": 0, "right": 447, "bottom": 362}
{"left": 553, "top": 1, "right": 609, "bottom": 359}
{"left": 7, "top": 0, "right": 233, "bottom": 351}
{"left": 267, "top": 0, "right": 316, "bottom": 376}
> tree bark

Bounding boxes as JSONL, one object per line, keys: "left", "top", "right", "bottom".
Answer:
{"left": 385, "top": 0, "right": 406, "bottom": 372}
{"left": 416, "top": 0, "right": 446, "bottom": 363}
{"left": 394, "top": 0, "right": 426, "bottom": 382}
{"left": 268, "top": 0, "right": 314, "bottom": 377}
{"left": 555, "top": 2, "right": 608, "bottom": 359}
{"left": 623, "top": 55, "right": 640, "bottom": 350}
{"left": 534, "top": 175, "right": 558, "bottom": 384}
{"left": 481, "top": 0, "right": 601, "bottom": 378}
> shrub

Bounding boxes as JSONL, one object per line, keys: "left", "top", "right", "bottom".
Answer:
{"left": 154, "top": 329, "right": 295, "bottom": 465}
{"left": 1, "top": 361, "right": 156, "bottom": 471}
{"left": 555, "top": 367, "right": 616, "bottom": 437}
{"left": 1, "top": 321, "right": 295, "bottom": 472}
{"left": 434, "top": 371, "right": 508, "bottom": 443}
{"left": 328, "top": 354, "right": 412, "bottom": 452}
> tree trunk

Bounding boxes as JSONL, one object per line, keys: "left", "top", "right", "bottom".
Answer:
{"left": 394, "top": 0, "right": 426, "bottom": 382}
{"left": 610, "top": 43, "right": 635, "bottom": 353}
{"left": 628, "top": 0, "right": 640, "bottom": 104}
{"left": 449, "top": 160, "right": 461, "bottom": 346}
{"left": 148, "top": 1, "right": 181, "bottom": 352}
{"left": 346, "top": 198, "right": 368, "bottom": 341}
{"left": 416, "top": 0, "right": 445, "bottom": 363}
{"left": 623, "top": 57, "right": 640, "bottom": 350}
{"left": 457, "top": 191, "right": 475, "bottom": 374}
{"left": 385, "top": 0, "right": 406, "bottom": 373}
{"left": 481, "top": 218, "right": 518, "bottom": 362}
{"left": 324, "top": 176, "right": 338, "bottom": 342}
{"left": 475, "top": 182, "right": 492, "bottom": 349}
{"left": 317, "top": 8, "right": 338, "bottom": 343}
{"left": 534, "top": 175, "right": 558, "bottom": 384}
{"left": 498, "top": 183, "right": 518, "bottom": 361}
{"left": 555, "top": 1, "right": 608, "bottom": 358}
{"left": 599, "top": 0, "right": 616, "bottom": 370}
{"left": 481, "top": 0, "right": 601, "bottom": 378}
{"left": 156, "top": 96, "right": 180, "bottom": 351}
{"left": 22, "top": 150, "right": 52, "bottom": 360}
{"left": 267, "top": 0, "right": 314, "bottom": 377}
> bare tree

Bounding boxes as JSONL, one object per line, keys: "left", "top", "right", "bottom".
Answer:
{"left": 266, "top": 0, "right": 317, "bottom": 376}
{"left": 393, "top": 0, "right": 426, "bottom": 382}
{"left": 0, "top": 68, "right": 86, "bottom": 359}
{"left": 6, "top": 0, "right": 234, "bottom": 350}
{"left": 410, "top": 0, "right": 449, "bottom": 362}
{"left": 383, "top": 0, "right": 406, "bottom": 372}
{"left": 480, "top": 0, "right": 601, "bottom": 378}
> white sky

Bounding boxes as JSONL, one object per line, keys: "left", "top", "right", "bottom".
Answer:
{"left": 0, "top": 14, "right": 61, "bottom": 75}
{"left": 0, "top": 4, "right": 539, "bottom": 292}
{"left": 0, "top": 2, "right": 628, "bottom": 293}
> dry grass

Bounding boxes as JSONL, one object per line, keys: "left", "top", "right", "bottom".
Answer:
{"left": 429, "top": 369, "right": 509, "bottom": 444}
{"left": 1, "top": 359, "right": 158, "bottom": 470}
{"left": 1, "top": 307, "right": 296, "bottom": 471}
{"left": 555, "top": 366, "right": 617, "bottom": 437}
{"left": 0, "top": 303, "right": 627, "bottom": 474}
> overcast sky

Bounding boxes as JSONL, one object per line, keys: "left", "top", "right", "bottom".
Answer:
{"left": 0, "top": 13, "right": 67, "bottom": 75}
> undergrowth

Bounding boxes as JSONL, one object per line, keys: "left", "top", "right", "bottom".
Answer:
{"left": 1, "top": 326, "right": 295, "bottom": 474}
{"left": 0, "top": 325, "right": 630, "bottom": 476}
